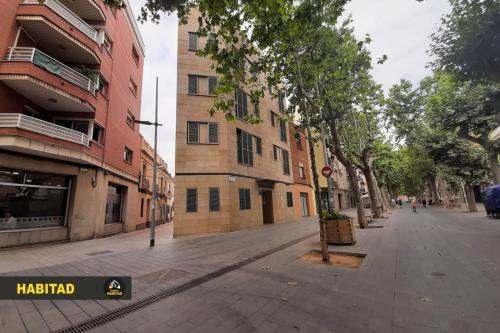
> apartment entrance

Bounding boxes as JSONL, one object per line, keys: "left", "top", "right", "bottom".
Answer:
{"left": 300, "top": 193, "right": 309, "bottom": 217}
{"left": 261, "top": 190, "right": 274, "bottom": 224}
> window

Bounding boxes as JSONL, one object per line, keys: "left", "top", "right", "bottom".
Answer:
{"left": 140, "top": 198, "right": 144, "bottom": 217}
{"left": 278, "top": 91, "right": 286, "bottom": 112}
{"left": 296, "top": 137, "right": 303, "bottom": 150}
{"left": 255, "top": 136, "right": 262, "bottom": 155}
{"left": 188, "top": 75, "right": 198, "bottom": 95}
{"left": 239, "top": 188, "right": 251, "bottom": 210}
{"left": 188, "top": 32, "right": 198, "bottom": 51}
{"left": 103, "top": 33, "right": 113, "bottom": 54}
{"left": 187, "top": 122, "right": 199, "bottom": 143}
{"left": 253, "top": 101, "right": 260, "bottom": 118}
{"left": 299, "top": 165, "right": 305, "bottom": 179}
{"left": 270, "top": 111, "right": 276, "bottom": 127}
{"left": 129, "top": 78, "right": 137, "bottom": 96}
{"left": 124, "top": 147, "right": 133, "bottom": 163}
{"left": 0, "top": 168, "right": 69, "bottom": 231}
{"left": 208, "top": 76, "right": 218, "bottom": 95}
{"left": 273, "top": 144, "right": 279, "bottom": 161}
{"left": 92, "top": 123, "right": 103, "bottom": 143}
{"left": 132, "top": 45, "right": 140, "bottom": 65}
{"left": 209, "top": 187, "right": 220, "bottom": 212}
{"left": 282, "top": 149, "right": 290, "bottom": 175}
{"left": 235, "top": 88, "right": 248, "bottom": 119}
{"left": 279, "top": 118, "right": 287, "bottom": 142}
{"left": 97, "top": 75, "right": 108, "bottom": 96}
{"left": 126, "top": 111, "right": 135, "bottom": 129}
{"left": 55, "top": 119, "right": 89, "bottom": 134}
{"left": 208, "top": 123, "right": 219, "bottom": 144}
{"left": 186, "top": 188, "right": 197, "bottom": 212}
{"left": 187, "top": 122, "right": 219, "bottom": 144}
{"left": 237, "top": 129, "right": 253, "bottom": 166}
{"left": 287, "top": 192, "right": 293, "bottom": 207}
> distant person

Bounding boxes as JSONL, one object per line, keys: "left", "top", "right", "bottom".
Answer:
{"left": 398, "top": 199, "right": 403, "bottom": 207}
{"left": 428, "top": 198, "right": 433, "bottom": 206}
{"left": 422, "top": 198, "right": 427, "bottom": 208}
{"left": 411, "top": 199, "right": 417, "bottom": 213}
{"left": 390, "top": 198, "right": 396, "bottom": 208}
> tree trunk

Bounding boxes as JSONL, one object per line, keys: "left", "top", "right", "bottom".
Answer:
{"left": 488, "top": 150, "right": 500, "bottom": 184}
{"left": 346, "top": 163, "right": 369, "bottom": 229}
{"left": 363, "top": 166, "right": 383, "bottom": 218}
{"left": 428, "top": 174, "right": 440, "bottom": 206}
{"left": 326, "top": 121, "right": 368, "bottom": 229}
{"left": 380, "top": 183, "right": 391, "bottom": 209}
{"left": 375, "top": 179, "right": 388, "bottom": 212}
{"left": 465, "top": 183, "right": 478, "bottom": 212}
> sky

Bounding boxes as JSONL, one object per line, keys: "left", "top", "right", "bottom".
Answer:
{"left": 129, "top": 0, "right": 451, "bottom": 175}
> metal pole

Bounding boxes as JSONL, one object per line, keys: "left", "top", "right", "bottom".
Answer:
{"left": 150, "top": 77, "right": 158, "bottom": 247}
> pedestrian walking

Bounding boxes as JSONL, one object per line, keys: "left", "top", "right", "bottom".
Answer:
{"left": 422, "top": 198, "right": 427, "bottom": 208}
{"left": 428, "top": 198, "right": 433, "bottom": 206}
{"left": 411, "top": 199, "right": 417, "bottom": 213}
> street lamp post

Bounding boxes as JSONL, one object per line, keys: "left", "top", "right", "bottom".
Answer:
{"left": 135, "top": 77, "right": 162, "bottom": 247}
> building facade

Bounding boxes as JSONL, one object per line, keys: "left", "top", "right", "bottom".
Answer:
{"left": 313, "top": 140, "right": 354, "bottom": 211}
{"left": 0, "top": 0, "right": 145, "bottom": 248}
{"left": 138, "top": 136, "right": 174, "bottom": 230}
{"left": 288, "top": 124, "right": 315, "bottom": 218}
{"left": 174, "top": 11, "right": 296, "bottom": 237}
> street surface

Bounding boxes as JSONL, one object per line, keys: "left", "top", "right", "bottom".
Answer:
{"left": 1, "top": 206, "right": 500, "bottom": 332}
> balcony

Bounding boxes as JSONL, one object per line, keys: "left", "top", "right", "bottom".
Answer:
{"left": 0, "top": 47, "right": 96, "bottom": 113}
{"left": 0, "top": 114, "right": 89, "bottom": 146}
{"left": 23, "top": 0, "right": 100, "bottom": 43}
{"left": 17, "top": 1, "right": 100, "bottom": 65}
{"left": 57, "top": 0, "right": 106, "bottom": 22}
{"left": 140, "top": 178, "right": 151, "bottom": 192}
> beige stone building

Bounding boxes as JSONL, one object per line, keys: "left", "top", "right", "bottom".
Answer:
{"left": 174, "top": 12, "right": 296, "bottom": 237}
{"left": 138, "top": 136, "right": 174, "bottom": 230}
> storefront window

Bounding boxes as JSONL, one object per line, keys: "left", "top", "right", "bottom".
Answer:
{"left": 0, "top": 168, "right": 70, "bottom": 231}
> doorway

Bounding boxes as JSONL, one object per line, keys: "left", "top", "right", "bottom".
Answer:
{"left": 261, "top": 190, "right": 274, "bottom": 224}
{"left": 146, "top": 199, "right": 151, "bottom": 223}
{"left": 300, "top": 193, "right": 309, "bottom": 217}
{"left": 337, "top": 193, "right": 343, "bottom": 210}
{"left": 105, "top": 184, "right": 124, "bottom": 224}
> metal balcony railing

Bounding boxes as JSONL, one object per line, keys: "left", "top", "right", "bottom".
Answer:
{"left": 0, "top": 113, "right": 90, "bottom": 146}
{"left": 4, "top": 47, "right": 96, "bottom": 94}
{"left": 23, "top": 0, "right": 99, "bottom": 43}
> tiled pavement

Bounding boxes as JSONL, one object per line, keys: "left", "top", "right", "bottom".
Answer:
{"left": 2, "top": 206, "right": 500, "bottom": 332}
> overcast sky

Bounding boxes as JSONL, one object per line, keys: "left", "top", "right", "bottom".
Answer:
{"left": 130, "top": 0, "right": 451, "bottom": 175}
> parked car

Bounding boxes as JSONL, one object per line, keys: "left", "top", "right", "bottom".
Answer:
{"left": 482, "top": 185, "right": 500, "bottom": 218}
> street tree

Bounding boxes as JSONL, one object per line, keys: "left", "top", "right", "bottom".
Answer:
{"left": 429, "top": 0, "right": 500, "bottom": 82}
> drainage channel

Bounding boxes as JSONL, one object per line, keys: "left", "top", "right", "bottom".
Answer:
{"left": 53, "top": 231, "right": 317, "bottom": 333}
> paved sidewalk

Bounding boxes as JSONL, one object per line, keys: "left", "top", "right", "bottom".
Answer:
{"left": 0, "top": 217, "right": 320, "bottom": 333}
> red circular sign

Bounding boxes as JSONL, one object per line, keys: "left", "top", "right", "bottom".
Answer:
{"left": 321, "top": 166, "right": 333, "bottom": 177}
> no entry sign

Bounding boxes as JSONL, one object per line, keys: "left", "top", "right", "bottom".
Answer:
{"left": 321, "top": 166, "right": 333, "bottom": 178}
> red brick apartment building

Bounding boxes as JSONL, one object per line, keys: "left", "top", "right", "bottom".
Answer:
{"left": 0, "top": 0, "right": 145, "bottom": 248}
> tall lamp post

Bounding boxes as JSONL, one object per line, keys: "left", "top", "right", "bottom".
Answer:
{"left": 135, "top": 77, "right": 162, "bottom": 247}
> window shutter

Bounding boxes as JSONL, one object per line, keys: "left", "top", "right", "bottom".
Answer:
{"left": 270, "top": 112, "right": 276, "bottom": 127}
{"left": 187, "top": 122, "right": 199, "bottom": 143}
{"left": 273, "top": 145, "right": 278, "bottom": 160}
{"left": 239, "top": 188, "right": 245, "bottom": 210}
{"left": 209, "top": 187, "right": 220, "bottom": 211}
{"left": 247, "top": 132, "right": 253, "bottom": 166}
{"left": 237, "top": 129, "right": 243, "bottom": 164}
{"left": 188, "top": 75, "right": 198, "bottom": 94}
{"left": 208, "top": 123, "right": 218, "bottom": 143}
{"left": 280, "top": 119, "right": 287, "bottom": 142}
{"left": 186, "top": 188, "right": 197, "bottom": 212}
{"left": 245, "top": 189, "right": 251, "bottom": 209}
{"left": 208, "top": 76, "right": 218, "bottom": 95}
{"left": 282, "top": 149, "right": 290, "bottom": 175}
{"left": 188, "top": 32, "right": 198, "bottom": 51}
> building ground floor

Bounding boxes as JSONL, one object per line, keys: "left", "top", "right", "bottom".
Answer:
{"left": 319, "top": 187, "right": 355, "bottom": 212}
{"left": 137, "top": 192, "right": 173, "bottom": 230}
{"left": 0, "top": 151, "right": 140, "bottom": 248}
{"left": 292, "top": 183, "right": 316, "bottom": 219}
{"left": 173, "top": 174, "right": 297, "bottom": 237}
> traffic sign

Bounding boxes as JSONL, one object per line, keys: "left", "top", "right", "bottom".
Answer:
{"left": 321, "top": 166, "right": 333, "bottom": 178}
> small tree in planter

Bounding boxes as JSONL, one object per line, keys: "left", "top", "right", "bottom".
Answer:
{"left": 322, "top": 210, "right": 356, "bottom": 245}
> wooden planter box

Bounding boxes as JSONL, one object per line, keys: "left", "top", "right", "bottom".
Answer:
{"left": 324, "top": 219, "right": 356, "bottom": 245}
